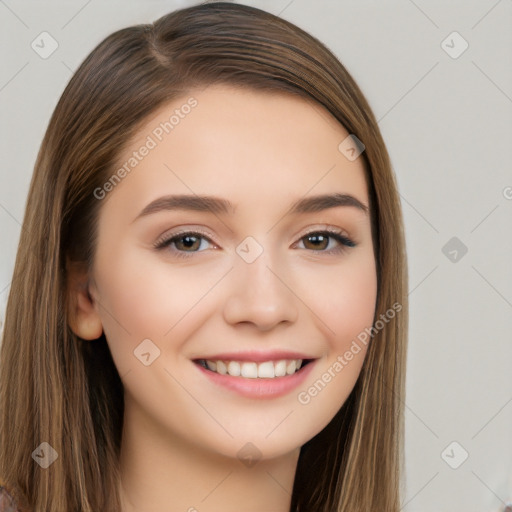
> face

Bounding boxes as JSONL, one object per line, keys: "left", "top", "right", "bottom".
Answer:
{"left": 84, "top": 85, "right": 377, "bottom": 460}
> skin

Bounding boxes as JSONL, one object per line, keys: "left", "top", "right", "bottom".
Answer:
{"left": 67, "top": 85, "right": 377, "bottom": 512}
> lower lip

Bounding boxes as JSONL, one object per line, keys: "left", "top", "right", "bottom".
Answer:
{"left": 194, "top": 360, "right": 316, "bottom": 399}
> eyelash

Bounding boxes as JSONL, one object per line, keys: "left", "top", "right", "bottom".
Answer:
{"left": 153, "top": 227, "right": 356, "bottom": 259}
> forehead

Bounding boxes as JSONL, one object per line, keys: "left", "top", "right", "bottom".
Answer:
{"left": 103, "top": 84, "right": 369, "bottom": 218}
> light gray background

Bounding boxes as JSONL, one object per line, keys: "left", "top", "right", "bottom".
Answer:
{"left": 1, "top": 1, "right": 511, "bottom": 511}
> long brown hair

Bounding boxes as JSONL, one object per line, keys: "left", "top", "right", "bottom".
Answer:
{"left": 0, "top": 2, "right": 408, "bottom": 510}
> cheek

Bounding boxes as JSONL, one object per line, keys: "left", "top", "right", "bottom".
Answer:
{"left": 329, "top": 264, "right": 377, "bottom": 348}
{"left": 290, "top": 253, "right": 376, "bottom": 429}
{"left": 92, "top": 246, "right": 229, "bottom": 372}
{"left": 297, "top": 252, "right": 377, "bottom": 347}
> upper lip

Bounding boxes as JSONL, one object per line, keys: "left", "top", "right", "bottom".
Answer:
{"left": 193, "top": 350, "right": 317, "bottom": 362}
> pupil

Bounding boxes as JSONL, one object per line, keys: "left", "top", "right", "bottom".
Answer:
{"left": 308, "top": 234, "right": 327, "bottom": 249}
{"left": 182, "top": 236, "right": 198, "bottom": 249}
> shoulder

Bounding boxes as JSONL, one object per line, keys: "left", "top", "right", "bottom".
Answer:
{"left": 0, "top": 482, "right": 23, "bottom": 512}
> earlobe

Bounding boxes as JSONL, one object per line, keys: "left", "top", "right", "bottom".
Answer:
{"left": 66, "top": 261, "right": 103, "bottom": 340}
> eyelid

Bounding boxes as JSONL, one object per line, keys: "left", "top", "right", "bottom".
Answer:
{"left": 294, "top": 223, "right": 352, "bottom": 242}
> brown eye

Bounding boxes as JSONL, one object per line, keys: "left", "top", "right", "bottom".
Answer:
{"left": 297, "top": 230, "right": 356, "bottom": 254}
{"left": 154, "top": 231, "right": 215, "bottom": 259}
{"left": 302, "top": 233, "right": 329, "bottom": 251}
{"left": 174, "top": 234, "right": 202, "bottom": 252}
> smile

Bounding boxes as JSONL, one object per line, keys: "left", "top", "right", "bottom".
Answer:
{"left": 195, "top": 358, "right": 313, "bottom": 379}
{"left": 193, "top": 356, "right": 317, "bottom": 399}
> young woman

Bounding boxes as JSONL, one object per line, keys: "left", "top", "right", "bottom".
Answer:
{"left": 0, "top": 2, "right": 408, "bottom": 511}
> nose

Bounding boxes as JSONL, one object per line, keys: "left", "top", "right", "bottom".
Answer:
{"left": 222, "top": 247, "right": 299, "bottom": 331}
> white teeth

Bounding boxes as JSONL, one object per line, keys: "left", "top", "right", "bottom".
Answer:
{"left": 227, "top": 361, "right": 241, "bottom": 377}
{"left": 241, "top": 362, "right": 258, "bottom": 379}
{"left": 257, "top": 361, "right": 274, "bottom": 378}
{"left": 202, "top": 358, "right": 306, "bottom": 379}
{"left": 216, "top": 361, "right": 227, "bottom": 375}
{"left": 274, "top": 360, "right": 287, "bottom": 377}
{"left": 286, "top": 360, "right": 296, "bottom": 375}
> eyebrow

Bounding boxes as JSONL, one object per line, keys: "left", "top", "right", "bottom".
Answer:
{"left": 133, "top": 192, "right": 369, "bottom": 222}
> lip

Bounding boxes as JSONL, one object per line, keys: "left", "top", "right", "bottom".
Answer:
{"left": 193, "top": 357, "right": 317, "bottom": 399}
{"left": 193, "top": 350, "right": 315, "bottom": 362}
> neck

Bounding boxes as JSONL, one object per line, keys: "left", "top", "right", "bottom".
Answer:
{"left": 118, "top": 396, "right": 300, "bottom": 512}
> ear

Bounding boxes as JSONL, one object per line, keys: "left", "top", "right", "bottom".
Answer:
{"left": 66, "top": 259, "right": 103, "bottom": 340}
